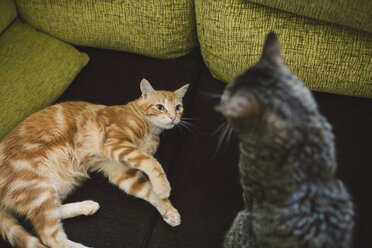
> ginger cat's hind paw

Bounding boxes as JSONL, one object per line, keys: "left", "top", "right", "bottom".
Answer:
{"left": 80, "top": 200, "right": 100, "bottom": 216}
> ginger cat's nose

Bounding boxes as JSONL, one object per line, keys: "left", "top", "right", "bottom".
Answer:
{"left": 170, "top": 116, "right": 176, "bottom": 123}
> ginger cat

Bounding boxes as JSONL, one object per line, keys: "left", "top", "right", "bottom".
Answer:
{"left": 0, "top": 79, "right": 189, "bottom": 248}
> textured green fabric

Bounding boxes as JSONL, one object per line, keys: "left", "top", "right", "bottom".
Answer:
{"left": 195, "top": 0, "right": 372, "bottom": 98}
{"left": 0, "top": 0, "right": 17, "bottom": 34}
{"left": 0, "top": 20, "right": 89, "bottom": 140}
{"left": 15, "top": 0, "right": 197, "bottom": 59}
{"left": 250, "top": 0, "right": 372, "bottom": 33}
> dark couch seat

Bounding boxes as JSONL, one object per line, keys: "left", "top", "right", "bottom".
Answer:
{"left": 1, "top": 47, "right": 371, "bottom": 248}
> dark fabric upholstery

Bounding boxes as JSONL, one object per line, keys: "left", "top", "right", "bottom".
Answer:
{"left": 1, "top": 47, "right": 371, "bottom": 248}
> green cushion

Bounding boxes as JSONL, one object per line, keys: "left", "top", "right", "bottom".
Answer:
{"left": 15, "top": 0, "right": 198, "bottom": 59}
{"left": 0, "top": 0, "right": 17, "bottom": 34}
{"left": 0, "top": 20, "right": 89, "bottom": 140}
{"left": 195, "top": 0, "right": 372, "bottom": 98}
{"left": 249, "top": 0, "right": 372, "bottom": 33}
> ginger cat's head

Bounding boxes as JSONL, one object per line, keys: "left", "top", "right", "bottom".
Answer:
{"left": 138, "top": 79, "right": 189, "bottom": 129}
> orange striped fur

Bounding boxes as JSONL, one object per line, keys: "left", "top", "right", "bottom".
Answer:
{"left": 0, "top": 79, "right": 188, "bottom": 248}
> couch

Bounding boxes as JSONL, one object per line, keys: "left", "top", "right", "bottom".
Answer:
{"left": 0, "top": 0, "right": 371, "bottom": 247}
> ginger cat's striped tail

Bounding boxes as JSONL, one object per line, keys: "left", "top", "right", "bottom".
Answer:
{"left": 0, "top": 208, "right": 46, "bottom": 248}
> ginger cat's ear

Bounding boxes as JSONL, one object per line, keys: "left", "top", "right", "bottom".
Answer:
{"left": 140, "top": 78, "right": 155, "bottom": 99}
{"left": 175, "top": 84, "right": 189, "bottom": 98}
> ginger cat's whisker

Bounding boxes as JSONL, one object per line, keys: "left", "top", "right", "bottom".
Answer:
{"left": 180, "top": 117, "right": 198, "bottom": 121}
{"left": 177, "top": 121, "right": 198, "bottom": 136}
{"left": 179, "top": 120, "right": 198, "bottom": 130}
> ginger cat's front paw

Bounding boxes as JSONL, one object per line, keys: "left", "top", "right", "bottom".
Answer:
{"left": 158, "top": 199, "right": 181, "bottom": 227}
{"left": 163, "top": 209, "right": 181, "bottom": 227}
{"left": 152, "top": 175, "right": 171, "bottom": 199}
{"left": 54, "top": 240, "right": 90, "bottom": 248}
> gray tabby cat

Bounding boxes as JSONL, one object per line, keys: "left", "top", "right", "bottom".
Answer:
{"left": 217, "top": 32, "right": 354, "bottom": 248}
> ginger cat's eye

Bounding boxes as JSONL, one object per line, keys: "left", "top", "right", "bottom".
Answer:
{"left": 156, "top": 104, "right": 165, "bottom": 111}
{"left": 175, "top": 104, "right": 182, "bottom": 112}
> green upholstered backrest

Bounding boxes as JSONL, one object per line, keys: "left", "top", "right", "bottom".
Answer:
{"left": 249, "top": 0, "right": 372, "bottom": 33}
{"left": 195, "top": 0, "right": 372, "bottom": 97}
{"left": 0, "top": 0, "right": 17, "bottom": 34}
{"left": 15, "top": 0, "right": 198, "bottom": 59}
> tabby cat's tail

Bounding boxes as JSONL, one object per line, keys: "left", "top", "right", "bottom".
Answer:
{"left": 0, "top": 208, "right": 46, "bottom": 248}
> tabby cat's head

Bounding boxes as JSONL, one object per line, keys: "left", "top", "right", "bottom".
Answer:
{"left": 138, "top": 79, "right": 189, "bottom": 129}
{"left": 216, "top": 32, "right": 318, "bottom": 141}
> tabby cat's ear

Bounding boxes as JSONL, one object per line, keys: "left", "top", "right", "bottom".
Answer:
{"left": 140, "top": 78, "right": 155, "bottom": 99}
{"left": 260, "top": 32, "right": 284, "bottom": 67}
{"left": 175, "top": 84, "right": 189, "bottom": 98}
